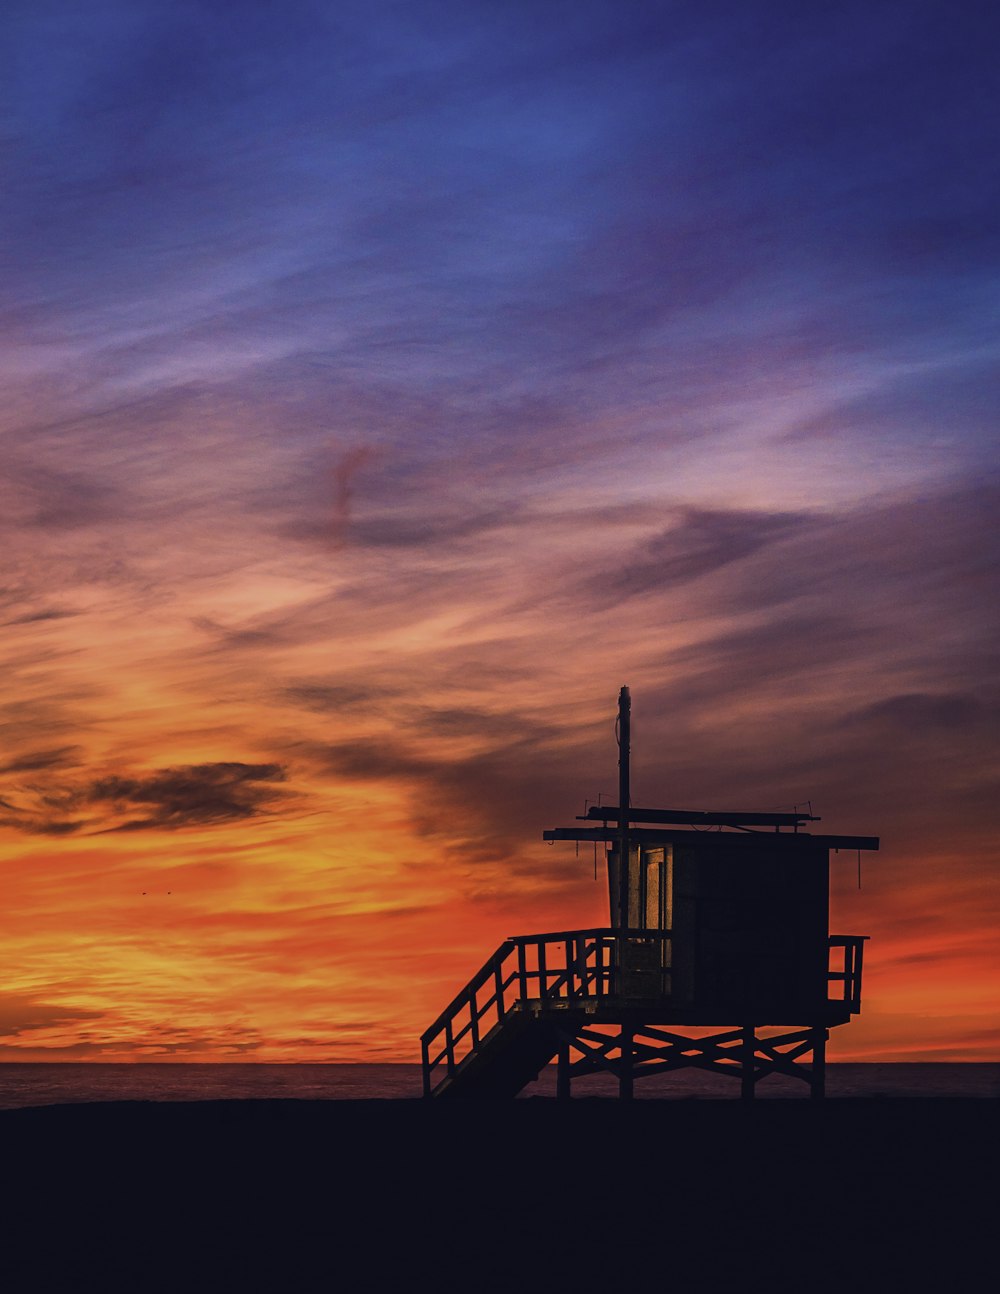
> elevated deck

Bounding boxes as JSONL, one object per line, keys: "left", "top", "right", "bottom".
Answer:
{"left": 421, "top": 928, "right": 866, "bottom": 1099}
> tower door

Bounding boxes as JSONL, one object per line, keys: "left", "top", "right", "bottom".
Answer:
{"left": 607, "top": 844, "right": 673, "bottom": 930}
{"left": 607, "top": 845, "right": 673, "bottom": 997}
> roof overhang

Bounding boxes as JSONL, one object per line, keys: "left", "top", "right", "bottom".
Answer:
{"left": 543, "top": 827, "right": 879, "bottom": 852}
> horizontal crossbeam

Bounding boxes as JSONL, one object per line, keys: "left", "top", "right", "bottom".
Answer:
{"left": 555, "top": 1024, "right": 828, "bottom": 1093}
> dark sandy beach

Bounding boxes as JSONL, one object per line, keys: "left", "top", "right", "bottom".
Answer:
{"left": 2, "top": 1098, "right": 994, "bottom": 1292}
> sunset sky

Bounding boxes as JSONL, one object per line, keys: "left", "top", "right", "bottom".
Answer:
{"left": 1, "top": 0, "right": 997, "bottom": 1064}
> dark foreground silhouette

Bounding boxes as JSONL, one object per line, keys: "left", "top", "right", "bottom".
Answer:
{"left": 2, "top": 1098, "right": 993, "bottom": 1292}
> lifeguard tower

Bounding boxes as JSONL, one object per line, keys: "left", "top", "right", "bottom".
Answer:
{"left": 421, "top": 687, "right": 877, "bottom": 1099}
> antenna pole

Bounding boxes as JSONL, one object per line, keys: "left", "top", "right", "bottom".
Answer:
{"left": 618, "top": 685, "right": 631, "bottom": 932}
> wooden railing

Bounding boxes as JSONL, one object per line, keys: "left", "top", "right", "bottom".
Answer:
{"left": 828, "top": 935, "right": 868, "bottom": 1012}
{"left": 422, "top": 929, "right": 868, "bottom": 1095}
{"left": 420, "top": 928, "right": 670, "bottom": 1096}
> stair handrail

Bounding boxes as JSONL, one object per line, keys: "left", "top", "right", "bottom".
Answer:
{"left": 420, "top": 939, "right": 516, "bottom": 1049}
{"left": 421, "top": 928, "right": 673, "bottom": 1095}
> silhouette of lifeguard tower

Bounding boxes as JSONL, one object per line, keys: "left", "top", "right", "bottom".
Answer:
{"left": 421, "top": 687, "right": 877, "bottom": 1099}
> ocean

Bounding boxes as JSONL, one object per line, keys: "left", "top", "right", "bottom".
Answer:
{"left": 0, "top": 1062, "right": 996, "bottom": 1107}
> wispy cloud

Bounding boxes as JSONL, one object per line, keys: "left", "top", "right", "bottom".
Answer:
{"left": 587, "top": 508, "right": 816, "bottom": 599}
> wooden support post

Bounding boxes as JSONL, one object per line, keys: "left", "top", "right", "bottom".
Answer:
{"left": 853, "top": 940, "right": 865, "bottom": 1009}
{"left": 811, "top": 1026, "right": 827, "bottom": 1100}
{"left": 619, "top": 1027, "right": 634, "bottom": 1100}
{"left": 557, "top": 1040, "right": 571, "bottom": 1101}
{"left": 742, "top": 1025, "right": 756, "bottom": 1101}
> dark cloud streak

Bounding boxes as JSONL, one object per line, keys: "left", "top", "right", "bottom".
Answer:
{"left": 589, "top": 508, "right": 816, "bottom": 600}
{"left": 1, "top": 761, "right": 290, "bottom": 836}
{"left": 87, "top": 762, "right": 289, "bottom": 833}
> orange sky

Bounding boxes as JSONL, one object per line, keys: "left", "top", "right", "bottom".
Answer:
{"left": 1, "top": 562, "right": 996, "bottom": 1062}
{"left": 1, "top": 2, "right": 997, "bottom": 1063}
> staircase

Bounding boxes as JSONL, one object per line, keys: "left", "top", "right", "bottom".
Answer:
{"left": 421, "top": 929, "right": 651, "bottom": 1098}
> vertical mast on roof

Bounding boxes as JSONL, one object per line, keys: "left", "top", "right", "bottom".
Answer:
{"left": 617, "top": 685, "right": 630, "bottom": 931}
